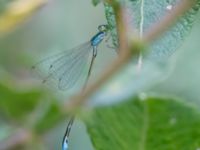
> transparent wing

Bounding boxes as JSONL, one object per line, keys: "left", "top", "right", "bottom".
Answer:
{"left": 58, "top": 51, "right": 89, "bottom": 90}
{"left": 32, "top": 41, "right": 92, "bottom": 90}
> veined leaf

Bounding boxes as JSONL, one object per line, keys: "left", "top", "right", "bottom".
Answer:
{"left": 104, "top": 0, "right": 200, "bottom": 60}
{"left": 84, "top": 96, "right": 200, "bottom": 150}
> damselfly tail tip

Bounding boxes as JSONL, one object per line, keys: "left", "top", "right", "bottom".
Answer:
{"left": 62, "top": 138, "right": 69, "bottom": 150}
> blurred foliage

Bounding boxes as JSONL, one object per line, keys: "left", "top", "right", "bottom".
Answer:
{"left": 34, "top": 100, "right": 65, "bottom": 134}
{"left": 84, "top": 96, "right": 200, "bottom": 150}
{"left": 0, "top": 83, "right": 42, "bottom": 121}
{"left": 0, "top": 0, "right": 46, "bottom": 34}
{"left": 0, "top": 0, "right": 64, "bottom": 137}
{"left": 0, "top": 81, "right": 64, "bottom": 133}
{"left": 0, "top": 0, "right": 14, "bottom": 14}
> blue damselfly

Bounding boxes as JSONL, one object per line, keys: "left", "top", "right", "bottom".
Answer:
{"left": 32, "top": 24, "right": 109, "bottom": 150}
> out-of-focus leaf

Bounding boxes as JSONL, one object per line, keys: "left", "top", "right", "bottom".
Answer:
{"left": 90, "top": 60, "right": 171, "bottom": 106}
{"left": 104, "top": 0, "right": 200, "bottom": 60}
{"left": 0, "top": 82, "right": 65, "bottom": 133}
{"left": 92, "top": 0, "right": 102, "bottom": 6}
{"left": 152, "top": 11, "right": 200, "bottom": 106}
{"left": 34, "top": 101, "right": 65, "bottom": 133}
{"left": 84, "top": 96, "right": 200, "bottom": 150}
{"left": 0, "top": 0, "right": 14, "bottom": 14}
{"left": 0, "top": 83, "right": 43, "bottom": 121}
{"left": 0, "top": 0, "right": 46, "bottom": 35}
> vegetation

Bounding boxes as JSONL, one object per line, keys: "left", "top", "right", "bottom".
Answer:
{"left": 0, "top": 0, "right": 200, "bottom": 150}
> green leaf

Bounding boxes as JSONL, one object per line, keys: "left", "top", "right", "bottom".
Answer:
{"left": 0, "top": 82, "right": 64, "bottom": 133}
{"left": 104, "top": 0, "right": 200, "bottom": 60}
{"left": 34, "top": 101, "right": 65, "bottom": 133}
{"left": 0, "top": 83, "right": 42, "bottom": 121}
{"left": 92, "top": 0, "right": 101, "bottom": 6}
{"left": 84, "top": 97, "right": 200, "bottom": 150}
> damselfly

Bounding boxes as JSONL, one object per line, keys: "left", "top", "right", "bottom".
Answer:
{"left": 32, "top": 24, "right": 109, "bottom": 90}
{"left": 32, "top": 24, "right": 109, "bottom": 150}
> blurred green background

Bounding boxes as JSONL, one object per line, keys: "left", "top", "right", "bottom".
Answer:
{"left": 0, "top": 0, "right": 200, "bottom": 149}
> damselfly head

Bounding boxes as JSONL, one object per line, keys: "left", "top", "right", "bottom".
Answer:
{"left": 98, "top": 24, "right": 109, "bottom": 33}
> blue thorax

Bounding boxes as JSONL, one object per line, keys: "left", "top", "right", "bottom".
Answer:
{"left": 90, "top": 31, "right": 106, "bottom": 46}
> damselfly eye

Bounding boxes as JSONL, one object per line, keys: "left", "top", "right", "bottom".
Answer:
{"left": 98, "top": 24, "right": 108, "bottom": 32}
